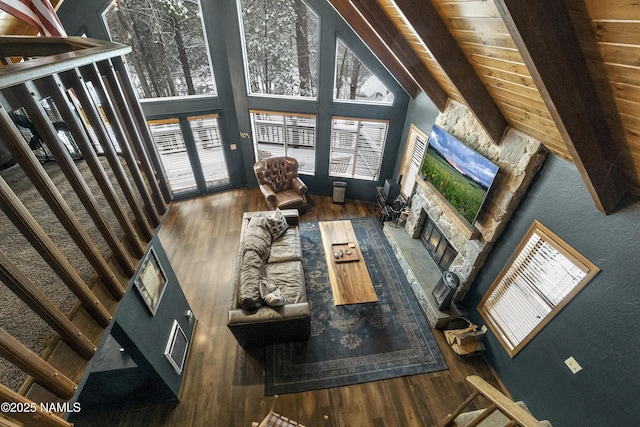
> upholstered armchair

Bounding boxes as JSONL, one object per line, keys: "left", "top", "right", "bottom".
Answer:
{"left": 253, "top": 157, "right": 308, "bottom": 214}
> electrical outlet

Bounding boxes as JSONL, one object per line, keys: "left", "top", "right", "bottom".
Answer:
{"left": 230, "top": 144, "right": 237, "bottom": 150}
{"left": 564, "top": 356, "right": 582, "bottom": 374}
{"left": 480, "top": 324, "right": 488, "bottom": 334}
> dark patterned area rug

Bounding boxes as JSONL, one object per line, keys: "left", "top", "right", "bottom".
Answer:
{"left": 265, "top": 217, "right": 447, "bottom": 395}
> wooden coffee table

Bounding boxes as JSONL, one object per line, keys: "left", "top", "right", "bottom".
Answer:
{"left": 318, "top": 220, "right": 378, "bottom": 305}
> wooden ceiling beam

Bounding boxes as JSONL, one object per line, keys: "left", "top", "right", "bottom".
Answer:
{"left": 349, "top": 0, "right": 448, "bottom": 111}
{"left": 495, "top": 0, "right": 629, "bottom": 214}
{"left": 392, "top": 0, "right": 508, "bottom": 143}
{"left": 327, "top": 0, "right": 421, "bottom": 98}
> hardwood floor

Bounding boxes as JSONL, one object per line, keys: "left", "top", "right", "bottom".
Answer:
{"left": 72, "top": 188, "right": 499, "bottom": 427}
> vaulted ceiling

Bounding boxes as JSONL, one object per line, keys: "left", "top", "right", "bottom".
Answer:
{"left": 329, "top": 0, "right": 640, "bottom": 214}
{"left": 2, "top": 0, "right": 639, "bottom": 214}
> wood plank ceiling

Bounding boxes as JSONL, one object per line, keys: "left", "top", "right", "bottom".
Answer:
{"left": 332, "top": 0, "right": 640, "bottom": 214}
{"left": 2, "top": 0, "right": 639, "bottom": 213}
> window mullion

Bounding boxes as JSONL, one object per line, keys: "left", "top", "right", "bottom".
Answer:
{"left": 352, "top": 121, "right": 361, "bottom": 178}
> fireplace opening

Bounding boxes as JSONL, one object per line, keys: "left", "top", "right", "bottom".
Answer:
{"left": 420, "top": 214, "right": 458, "bottom": 271}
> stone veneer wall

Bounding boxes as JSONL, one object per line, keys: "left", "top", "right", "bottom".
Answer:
{"left": 404, "top": 100, "right": 547, "bottom": 297}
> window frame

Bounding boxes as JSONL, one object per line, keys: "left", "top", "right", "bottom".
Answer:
{"left": 147, "top": 113, "right": 230, "bottom": 195}
{"left": 398, "top": 124, "right": 428, "bottom": 198}
{"left": 236, "top": 0, "right": 320, "bottom": 100}
{"left": 333, "top": 37, "right": 395, "bottom": 106}
{"left": 101, "top": 0, "right": 218, "bottom": 100}
{"left": 329, "top": 116, "right": 389, "bottom": 181}
{"left": 478, "top": 220, "right": 600, "bottom": 357}
{"left": 249, "top": 109, "right": 317, "bottom": 175}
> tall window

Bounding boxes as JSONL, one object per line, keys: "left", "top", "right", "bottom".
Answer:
{"left": 334, "top": 39, "right": 394, "bottom": 105}
{"left": 148, "top": 114, "right": 229, "bottom": 194}
{"left": 103, "top": 0, "right": 217, "bottom": 99}
{"left": 188, "top": 115, "right": 230, "bottom": 189}
{"left": 329, "top": 117, "right": 388, "bottom": 181}
{"left": 148, "top": 118, "right": 196, "bottom": 192}
{"left": 398, "top": 125, "right": 428, "bottom": 197}
{"left": 238, "top": 0, "right": 319, "bottom": 98}
{"left": 250, "top": 111, "right": 316, "bottom": 175}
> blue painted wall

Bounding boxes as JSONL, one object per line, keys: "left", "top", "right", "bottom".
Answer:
{"left": 466, "top": 155, "right": 640, "bottom": 426}
{"left": 69, "top": 235, "right": 196, "bottom": 417}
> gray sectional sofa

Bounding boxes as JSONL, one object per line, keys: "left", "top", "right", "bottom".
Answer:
{"left": 227, "top": 210, "right": 310, "bottom": 347}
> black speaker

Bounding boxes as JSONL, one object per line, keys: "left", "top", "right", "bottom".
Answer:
{"left": 383, "top": 179, "right": 400, "bottom": 203}
{"left": 432, "top": 271, "right": 460, "bottom": 311}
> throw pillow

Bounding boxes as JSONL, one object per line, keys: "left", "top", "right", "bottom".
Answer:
{"left": 267, "top": 209, "right": 289, "bottom": 240}
{"left": 238, "top": 250, "right": 264, "bottom": 310}
{"left": 244, "top": 214, "right": 272, "bottom": 261}
{"left": 259, "top": 280, "right": 286, "bottom": 307}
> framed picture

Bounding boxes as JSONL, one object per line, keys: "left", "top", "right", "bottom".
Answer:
{"left": 134, "top": 247, "right": 168, "bottom": 315}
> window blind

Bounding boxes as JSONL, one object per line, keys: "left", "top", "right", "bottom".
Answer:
{"left": 249, "top": 110, "right": 316, "bottom": 175}
{"left": 399, "top": 125, "right": 428, "bottom": 197}
{"left": 479, "top": 221, "right": 599, "bottom": 357}
{"left": 188, "top": 114, "right": 230, "bottom": 188}
{"left": 148, "top": 118, "right": 197, "bottom": 192}
{"left": 329, "top": 117, "right": 388, "bottom": 181}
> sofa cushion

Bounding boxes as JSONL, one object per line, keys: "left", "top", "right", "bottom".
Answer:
{"left": 265, "top": 260, "right": 306, "bottom": 304}
{"left": 274, "top": 189, "right": 306, "bottom": 210}
{"left": 268, "top": 226, "right": 302, "bottom": 264}
{"left": 238, "top": 249, "right": 264, "bottom": 310}
{"left": 266, "top": 208, "right": 289, "bottom": 240}
{"left": 244, "top": 215, "right": 271, "bottom": 261}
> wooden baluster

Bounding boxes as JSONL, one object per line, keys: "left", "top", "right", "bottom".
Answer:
{"left": 0, "top": 174, "right": 111, "bottom": 328}
{"left": 111, "top": 55, "right": 173, "bottom": 205}
{"left": 0, "top": 249, "right": 96, "bottom": 360}
{"left": 0, "top": 328, "right": 77, "bottom": 400}
{"left": 82, "top": 63, "right": 161, "bottom": 228}
{"left": 44, "top": 72, "right": 146, "bottom": 259}
{"left": 0, "top": 99, "right": 125, "bottom": 301}
{"left": 0, "top": 384, "right": 72, "bottom": 427}
{"left": 68, "top": 66, "right": 154, "bottom": 241}
{"left": 11, "top": 81, "right": 137, "bottom": 278}
{"left": 99, "top": 58, "right": 168, "bottom": 215}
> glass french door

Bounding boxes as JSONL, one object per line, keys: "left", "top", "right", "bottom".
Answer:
{"left": 148, "top": 113, "right": 230, "bottom": 196}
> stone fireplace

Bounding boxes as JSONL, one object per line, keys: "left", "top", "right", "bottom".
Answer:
{"left": 418, "top": 210, "right": 457, "bottom": 271}
{"left": 384, "top": 100, "right": 547, "bottom": 327}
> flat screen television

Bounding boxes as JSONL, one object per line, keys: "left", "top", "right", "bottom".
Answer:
{"left": 420, "top": 125, "right": 499, "bottom": 225}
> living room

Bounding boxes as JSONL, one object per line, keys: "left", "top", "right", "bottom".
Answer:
{"left": 0, "top": 0, "right": 639, "bottom": 426}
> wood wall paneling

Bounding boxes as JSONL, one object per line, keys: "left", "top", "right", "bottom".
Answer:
{"left": 391, "top": 0, "right": 509, "bottom": 143}
{"left": 326, "top": 0, "right": 421, "bottom": 99}
{"left": 377, "top": 0, "right": 462, "bottom": 102}
{"left": 581, "top": 0, "right": 640, "bottom": 193}
{"left": 495, "top": 0, "right": 631, "bottom": 213}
